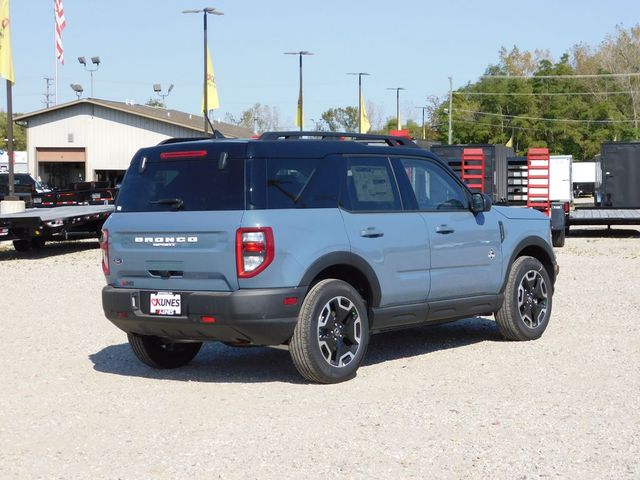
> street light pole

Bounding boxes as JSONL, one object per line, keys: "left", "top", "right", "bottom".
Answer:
{"left": 416, "top": 106, "right": 427, "bottom": 140}
{"left": 347, "top": 72, "right": 370, "bottom": 133}
{"left": 78, "top": 56, "right": 100, "bottom": 97}
{"left": 387, "top": 87, "right": 405, "bottom": 130}
{"left": 183, "top": 8, "right": 224, "bottom": 134}
{"left": 285, "top": 51, "right": 313, "bottom": 132}
{"left": 448, "top": 76, "right": 453, "bottom": 144}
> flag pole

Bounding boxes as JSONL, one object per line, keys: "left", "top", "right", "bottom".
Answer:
{"left": 54, "top": 5, "right": 58, "bottom": 104}
{"left": 6, "top": 79, "right": 15, "bottom": 198}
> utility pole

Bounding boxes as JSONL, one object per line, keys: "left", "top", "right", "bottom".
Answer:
{"left": 348, "top": 72, "right": 370, "bottom": 133}
{"left": 416, "top": 106, "right": 427, "bottom": 140}
{"left": 387, "top": 87, "right": 405, "bottom": 130}
{"left": 448, "top": 76, "right": 453, "bottom": 144}
{"left": 42, "top": 77, "right": 54, "bottom": 108}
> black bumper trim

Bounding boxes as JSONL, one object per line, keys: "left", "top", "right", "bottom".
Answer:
{"left": 102, "top": 286, "right": 306, "bottom": 345}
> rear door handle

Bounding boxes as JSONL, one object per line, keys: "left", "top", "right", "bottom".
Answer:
{"left": 435, "top": 225, "right": 455, "bottom": 234}
{"left": 360, "top": 227, "right": 384, "bottom": 238}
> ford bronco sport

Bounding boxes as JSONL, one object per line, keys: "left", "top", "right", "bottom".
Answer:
{"left": 101, "top": 132, "right": 558, "bottom": 383}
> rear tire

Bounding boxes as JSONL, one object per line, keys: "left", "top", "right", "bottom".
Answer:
{"left": 30, "top": 238, "right": 46, "bottom": 249}
{"left": 13, "top": 239, "right": 31, "bottom": 252}
{"left": 290, "top": 279, "right": 370, "bottom": 384}
{"left": 552, "top": 229, "right": 565, "bottom": 247}
{"left": 127, "top": 333, "right": 202, "bottom": 369}
{"left": 495, "top": 256, "right": 553, "bottom": 341}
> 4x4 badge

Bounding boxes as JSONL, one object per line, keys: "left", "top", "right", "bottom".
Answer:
{"left": 488, "top": 249, "right": 496, "bottom": 259}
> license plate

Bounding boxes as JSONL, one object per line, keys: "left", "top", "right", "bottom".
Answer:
{"left": 91, "top": 193, "right": 100, "bottom": 199}
{"left": 33, "top": 197, "right": 42, "bottom": 204}
{"left": 150, "top": 292, "right": 181, "bottom": 316}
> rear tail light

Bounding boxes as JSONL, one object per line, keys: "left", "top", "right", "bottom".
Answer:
{"left": 100, "top": 228, "right": 110, "bottom": 275}
{"left": 236, "top": 227, "right": 274, "bottom": 278}
{"left": 563, "top": 202, "right": 570, "bottom": 213}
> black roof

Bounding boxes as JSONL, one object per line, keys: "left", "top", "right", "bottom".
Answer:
{"left": 140, "top": 131, "right": 441, "bottom": 162}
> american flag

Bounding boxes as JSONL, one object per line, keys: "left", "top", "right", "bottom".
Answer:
{"left": 54, "top": 0, "right": 66, "bottom": 64}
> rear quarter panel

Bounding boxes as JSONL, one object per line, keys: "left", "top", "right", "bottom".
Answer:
{"left": 239, "top": 209, "right": 349, "bottom": 289}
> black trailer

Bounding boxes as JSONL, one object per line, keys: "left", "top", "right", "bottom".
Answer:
{"left": 599, "top": 142, "right": 640, "bottom": 208}
{"left": 0, "top": 204, "right": 113, "bottom": 252}
{"left": 430, "top": 144, "right": 514, "bottom": 204}
{"left": 566, "top": 142, "right": 640, "bottom": 230}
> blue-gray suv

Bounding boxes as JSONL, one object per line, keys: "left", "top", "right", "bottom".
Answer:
{"left": 101, "top": 132, "right": 558, "bottom": 383}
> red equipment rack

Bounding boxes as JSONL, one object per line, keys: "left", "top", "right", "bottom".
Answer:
{"left": 461, "top": 148, "right": 485, "bottom": 193}
{"left": 526, "top": 147, "right": 551, "bottom": 216}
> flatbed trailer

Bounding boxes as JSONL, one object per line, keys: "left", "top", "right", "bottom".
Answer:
{"left": 0, "top": 205, "right": 113, "bottom": 251}
{"left": 568, "top": 208, "right": 640, "bottom": 227}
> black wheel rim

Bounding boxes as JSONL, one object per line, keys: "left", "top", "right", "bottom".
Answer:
{"left": 316, "top": 296, "right": 362, "bottom": 368}
{"left": 517, "top": 270, "right": 548, "bottom": 329}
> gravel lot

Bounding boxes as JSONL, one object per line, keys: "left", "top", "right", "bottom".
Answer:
{"left": 0, "top": 227, "right": 638, "bottom": 479}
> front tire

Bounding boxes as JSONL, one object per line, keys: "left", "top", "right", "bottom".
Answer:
{"left": 127, "top": 333, "right": 202, "bottom": 369}
{"left": 290, "top": 279, "right": 370, "bottom": 384}
{"left": 495, "top": 256, "right": 553, "bottom": 341}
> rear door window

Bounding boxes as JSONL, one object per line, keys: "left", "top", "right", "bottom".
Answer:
{"left": 116, "top": 154, "right": 244, "bottom": 212}
{"left": 247, "top": 157, "right": 339, "bottom": 209}
{"left": 341, "top": 157, "right": 402, "bottom": 211}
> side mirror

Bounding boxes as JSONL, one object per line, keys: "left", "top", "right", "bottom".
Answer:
{"left": 470, "top": 192, "right": 491, "bottom": 213}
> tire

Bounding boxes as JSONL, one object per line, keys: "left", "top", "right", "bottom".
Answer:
{"left": 290, "top": 279, "right": 370, "bottom": 384}
{"left": 495, "top": 256, "right": 553, "bottom": 341}
{"left": 30, "top": 238, "right": 46, "bottom": 249}
{"left": 13, "top": 239, "right": 31, "bottom": 252}
{"left": 552, "top": 229, "right": 565, "bottom": 248}
{"left": 127, "top": 333, "right": 202, "bottom": 369}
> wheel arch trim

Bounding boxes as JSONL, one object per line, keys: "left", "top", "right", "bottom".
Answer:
{"left": 297, "top": 251, "right": 382, "bottom": 307}
{"left": 501, "top": 236, "right": 557, "bottom": 294}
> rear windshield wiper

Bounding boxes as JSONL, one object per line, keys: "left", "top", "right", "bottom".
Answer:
{"left": 148, "top": 198, "right": 184, "bottom": 210}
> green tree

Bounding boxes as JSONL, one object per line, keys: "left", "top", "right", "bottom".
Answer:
{"left": 0, "top": 112, "right": 26, "bottom": 151}
{"left": 320, "top": 107, "right": 358, "bottom": 132}
{"left": 145, "top": 98, "right": 165, "bottom": 108}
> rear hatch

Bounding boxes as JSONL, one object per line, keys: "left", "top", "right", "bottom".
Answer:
{"left": 104, "top": 142, "right": 247, "bottom": 292}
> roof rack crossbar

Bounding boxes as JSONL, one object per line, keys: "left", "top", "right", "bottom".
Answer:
{"left": 258, "top": 131, "right": 418, "bottom": 148}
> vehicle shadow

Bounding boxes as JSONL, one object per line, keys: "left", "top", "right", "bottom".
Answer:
{"left": 89, "top": 317, "right": 500, "bottom": 384}
{"left": 0, "top": 240, "right": 99, "bottom": 261}
{"left": 568, "top": 227, "right": 640, "bottom": 238}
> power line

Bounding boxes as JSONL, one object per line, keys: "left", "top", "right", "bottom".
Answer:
{"left": 454, "top": 90, "right": 636, "bottom": 97}
{"left": 456, "top": 108, "right": 635, "bottom": 124}
{"left": 481, "top": 72, "right": 640, "bottom": 79}
{"left": 450, "top": 117, "right": 550, "bottom": 134}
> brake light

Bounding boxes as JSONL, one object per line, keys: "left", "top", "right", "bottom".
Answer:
{"left": 100, "top": 228, "right": 110, "bottom": 275}
{"left": 159, "top": 150, "right": 207, "bottom": 159}
{"left": 236, "top": 227, "right": 274, "bottom": 278}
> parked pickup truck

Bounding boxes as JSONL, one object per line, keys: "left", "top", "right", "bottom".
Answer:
{"left": 101, "top": 132, "right": 559, "bottom": 383}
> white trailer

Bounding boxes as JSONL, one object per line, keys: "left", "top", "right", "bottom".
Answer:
{"left": 549, "top": 155, "right": 573, "bottom": 203}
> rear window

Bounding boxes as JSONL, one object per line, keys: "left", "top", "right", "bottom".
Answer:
{"left": 115, "top": 154, "right": 244, "bottom": 212}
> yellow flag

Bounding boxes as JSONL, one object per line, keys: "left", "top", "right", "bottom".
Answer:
{"left": 505, "top": 135, "right": 513, "bottom": 148}
{"left": 0, "top": 0, "right": 15, "bottom": 83}
{"left": 295, "top": 91, "right": 303, "bottom": 129}
{"left": 200, "top": 46, "right": 219, "bottom": 112}
{"left": 359, "top": 94, "right": 371, "bottom": 133}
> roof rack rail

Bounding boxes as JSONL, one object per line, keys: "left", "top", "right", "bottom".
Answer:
{"left": 157, "top": 129, "right": 226, "bottom": 145}
{"left": 258, "top": 131, "right": 419, "bottom": 148}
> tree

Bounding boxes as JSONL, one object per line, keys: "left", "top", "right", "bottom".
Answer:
{"left": 320, "top": 107, "right": 358, "bottom": 132}
{"left": 145, "top": 98, "right": 165, "bottom": 108}
{"left": 430, "top": 24, "right": 640, "bottom": 159}
{"left": 0, "top": 112, "right": 26, "bottom": 151}
{"left": 225, "top": 103, "right": 280, "bottom": 133}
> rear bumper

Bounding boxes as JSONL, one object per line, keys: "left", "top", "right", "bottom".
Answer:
{"left": 102, "top": 285, "right": 306, "bottom": 345}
